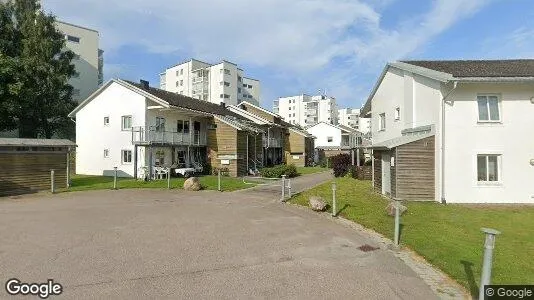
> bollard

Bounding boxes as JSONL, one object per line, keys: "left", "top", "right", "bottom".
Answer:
{"left": 288, "top": 179, "right": 292, "bottom": 198}
{"left": 479, "top": 228, "right": 501, "bottom": 300}
{"left": 113, "top": 167, "right": 118, "bottom": 190}
{"left": 218, "top": 169, "right": 222, "bottom": 192}
{"left": 50, "top": 169, "right": 55, "bottom": 194}
{"left": 332, "top": 181, "right": 337, "bottom": 217}
{"left": 394, "top": 200, "right": 401, "bottom": 246}
{"left": 281, "top": 175, "right": 286, "bottom": 201}
{"left": 167, "top": 167, "right": 171, "bottom": 189}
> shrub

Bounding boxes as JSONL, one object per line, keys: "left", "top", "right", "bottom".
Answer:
{"left": 260, "top": 164, "right": 298, "bottom": 178}
{"left": 331, "top": 153, "right": 351, "bottom": 177}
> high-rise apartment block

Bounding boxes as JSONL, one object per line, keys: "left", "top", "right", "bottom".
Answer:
{"left": 338, "top": 108, "right": 371, "bottom": 133}
{"left": 159, "top": 59, "right": 260, "bottom": 106}
{"left": 273, "top": 94, "right": 338, "bottom": 127}
{"left": 56, "top": 20, "right": 103, "bottom": 102}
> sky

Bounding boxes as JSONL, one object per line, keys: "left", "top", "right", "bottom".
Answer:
{"left": 42, "top": 0, "right": 534, "bottom": 110}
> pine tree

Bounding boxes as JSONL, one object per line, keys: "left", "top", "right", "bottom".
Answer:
{"left": 0, "top": 0, "right": 76, "bottom": 138}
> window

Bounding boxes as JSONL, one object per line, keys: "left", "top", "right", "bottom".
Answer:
{"left": 122, "top": 150, "right": 132, "bottom": 164}
{"left": 238, "top": 87, "right": 241, "bottom": 93}
{"left": 378, "top": 113, "right": 386, "bottom": 131}
{"left": 220, "top": 94, "right": 230, "bottom": 99}
{"left": 289, "top": 107, "right": 291, "bottom": 111}
{"left": 103, "top": 116, "right": 109, "bottom": 126}
{"left": 238, "top": 76, "right": 242, "bottom": 82}
{"left": 155, "top": 117, "right": 166, "bottom": 132}
{"left": 176, "top": 81, "right": 180, "bottom": 87}
{"left": 477, "top": 154, "right": 500, "bottom": 182}
{"left": 66, "top": 35, "right": 80, "bottom": 43}
{"left": 180, "top": 69, "right": 183, "bottom": 75}
{"left": 327, "top": 136, "right": 333, "bottom": 142}
{"left": 121, "top": 115, "right": 132, "bottom": 130}
{"left": 183, "top": 120, "right": 189, "bottom": 133}
{"left": 477, "top": 95, "right": 500, "bottom": 122}
{"left": 224, "top": 82, "right": 230, "bottom": 87}
{"left": 176, "top": 70, "right": 179, "bottom": 76}
{"left": 103, "top": 149, "right": 109, "bottom": 158}
{"left": 293, "top": 113, "right": 295, "bottom": 117}
{"left": 224, "top": 69, "right": 231, "bottom": 75}
{"left": 248, "top": 84, "right": 253, "bottom": 89}
{"left": 394, "top": 107, "right": 400, "bottom": 121}
{"left": 180, "top": 80, "right": 183, "bottom": 86}
{"left": 243, "top": 84, "right": 247, "bottom": 88}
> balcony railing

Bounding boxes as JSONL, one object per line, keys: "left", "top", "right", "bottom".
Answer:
{"left": 263, "top": 137, "right": 282, "bottom": 148}
{"left": 131, "top": 126, "right": 207, "bottom": 146}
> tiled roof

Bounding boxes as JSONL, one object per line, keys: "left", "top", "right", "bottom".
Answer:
{"left": 123, "top": 80, "right": 244, "bottom": 119}
{"left": 401, "top": 59, "right": 534, "bottom": 77}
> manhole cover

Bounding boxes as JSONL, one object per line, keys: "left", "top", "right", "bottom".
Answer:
{"left": 358, "top": 244, "right": 379, "bottom": 252}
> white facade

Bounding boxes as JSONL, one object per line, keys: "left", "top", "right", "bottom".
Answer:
{"left": 56, "top": 21, "right": 103, "bottom": 102}
{"left": 306, "top": 122, "right": 358, "bottom": 148}
{"left": 274, "top": 94, "right": 338, "bottom": 127}
{"left": 366, "top": 62, "right": 534, "bottom": 204}
{"left": 160, "top": 59, "right": 260, "bottom": 106}
{"left": 338, "top": 108, "right": 371, "bottom": 133}
{"left": 71, "top": 79, "right": 210, "bottom": 178}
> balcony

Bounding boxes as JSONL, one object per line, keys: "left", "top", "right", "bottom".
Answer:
{"left": 132, "top": 126, "right": 207, "bottom": 146}
{"left": 263, "top": 137, "right": 282, "bottom": 148}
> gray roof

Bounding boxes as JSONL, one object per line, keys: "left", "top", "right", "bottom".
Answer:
{"left": 0, "top": 138, "right": 76, "bottom": 147}
{"left": 401, "top": 59, "right": 534, "bottom": 78}
{"left": 215, "top": 116, "right": 264, "bottom": 133}
{"left": 371, "top": 132, "right": 434, "bottom": 149}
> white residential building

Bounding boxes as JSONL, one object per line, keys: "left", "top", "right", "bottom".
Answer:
{"left": 307, "top": 122, "right": 360, "bottom": 149}
{"left": 338, "top": 108, "right": 371, "bottom": 134}
{"left": 362, "top": 59, "right": 534, "bottom": 204}
{"left": 56, "top": 20, "right": 104, "bottom": 102}
{"left": 274, "top": 94, "right": 338, "bottom": 127}
{"left": 159, "top": 59, "right": 260, "bottom": 107}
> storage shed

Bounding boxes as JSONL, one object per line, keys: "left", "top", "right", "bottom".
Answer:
{"left": 0, "top": 138, "right": 76, "bottom": 196}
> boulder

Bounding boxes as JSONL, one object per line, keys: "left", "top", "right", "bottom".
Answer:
{"left": 386, "top": 201, "right": 407, "bottom": 217}
{"left": 309, "top": 196, "right": 327, "bottom": 212}
{"left": 183, "top": 177, "right": 202, "bottom": 191}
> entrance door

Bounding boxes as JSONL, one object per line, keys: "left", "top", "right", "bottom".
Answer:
{"left": 382, "top": 152, "right": 391, "bottom": 195}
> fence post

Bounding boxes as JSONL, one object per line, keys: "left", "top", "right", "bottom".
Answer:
{"left": 479, "top": 228, "right": 501, "bottom": 300}
{"left": 113, "top": 167, "right": 118, "bottom": 190}
{"left": 287, "top": 178, "right": 292, "bottom": 198}
{"left": 50, "top": 169, "right": 55, "bottom": 194}
{"left": 332, "top": 181, "right": 337, "bottom": 217}
{"left": 218, "top": 169, "right": 222, "bottom": 192}
{"left": 394, "top": 199, "right": 401, "bottom": 246}
{"left": 167, "top": 167, "right": 171, "bottom": 189}
{"left": 281, "top": 175, "right": 286, "bottom": 201}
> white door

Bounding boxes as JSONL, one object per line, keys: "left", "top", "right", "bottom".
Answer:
{"left": 382, "top": 153, "right": 391, "bottom": 195}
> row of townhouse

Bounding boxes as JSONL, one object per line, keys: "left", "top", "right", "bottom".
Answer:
{"left": 69, "top": 79, "right": 314, "bottom": 178}
{"left": 362, "top": 59, "right": 534, "bottom": 204}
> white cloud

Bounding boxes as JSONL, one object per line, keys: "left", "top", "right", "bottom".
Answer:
{"left": 42, "top": 0, "right": 492, "bottom": 107}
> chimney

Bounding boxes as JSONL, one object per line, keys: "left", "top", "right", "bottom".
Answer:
{"left": 140, "top": 79, "right": 149, "bottom": 90}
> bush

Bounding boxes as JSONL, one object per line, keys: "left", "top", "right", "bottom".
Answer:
{"left": 260, "top": 164, "right": 298, "bottom": 178}
{"left": 331, "top": 153, "right": 351, "bottom": 177}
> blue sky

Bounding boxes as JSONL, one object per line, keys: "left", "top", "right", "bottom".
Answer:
{"left": 42, "top": 0, "right": 534, "bottom": 109}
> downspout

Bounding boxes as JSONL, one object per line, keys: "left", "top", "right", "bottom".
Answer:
{"left": 441, "top": 81, "right": 458, "bottom": 204}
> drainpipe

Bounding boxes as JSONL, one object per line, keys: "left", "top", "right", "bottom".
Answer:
{"left": 441, "top": 81, "right": 458, "bottom": 204}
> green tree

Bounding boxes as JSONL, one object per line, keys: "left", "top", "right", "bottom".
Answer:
{"left": 0, "top": 0, "right": 76, "bottom": 138}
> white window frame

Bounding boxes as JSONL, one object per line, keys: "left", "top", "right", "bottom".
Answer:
{"left": 103, "top": 116, "right": 109, "bottom": 126}
{"left": 477, "top": 94, "right": 501, "bottom": 123}
{"left": 378, "top": 113, "right": 386, "bottom": 131}
{"left": 103, "top": 149, "right": 109, "bottom": 158}
{"left": 121, "top": 115, "right": 132, "bottom": 131}
{"left": 121, "top": 150, "right": 132, "bottom": 164}
{"left": 327, "top": 136, "right": 333, "bottom": 143}
{"left": 394, "top": 107, "right": 400, "bottom": 121}
{"left": 476, "top": 153, "right": 502, "bottom": 184}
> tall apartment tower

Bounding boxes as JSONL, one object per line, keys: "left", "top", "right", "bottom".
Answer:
{"left": 274, "top": 94, "right": 338, "bottom": 127}
{"left": 338, "top": 108, "right": 371, "bottom": 133}
{"left": 56, "top": 20, "right": 104, "bottom": 102}
{"left": 159, "top": 59, "right": 260, "bottom": 106}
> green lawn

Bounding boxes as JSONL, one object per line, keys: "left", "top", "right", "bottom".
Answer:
{"left": 296, "top": 166, "right": 329, "bottom": 175}
{"left": 64, "top": 174, "right": 254, "bottom": 192}
{"left": 290, "top": 177, "right": 534, "bottom": 296}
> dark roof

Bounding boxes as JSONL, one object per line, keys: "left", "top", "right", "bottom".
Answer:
{"left": 124, "top": 80, "right": 243, "bottom": 118}
{"left": 401, "top": 59, "right": 534, "bottom": 78}
{"left": 0, "top": 138, "right": 76, "bottom": 147}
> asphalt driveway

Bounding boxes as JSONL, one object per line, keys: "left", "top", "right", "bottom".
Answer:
{"left": 0, "top": 174, "right": 436, "bottom": 299}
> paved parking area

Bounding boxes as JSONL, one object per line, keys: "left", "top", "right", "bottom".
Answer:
{"left": 0, "top": 175, "right": 437, "bottom": 299}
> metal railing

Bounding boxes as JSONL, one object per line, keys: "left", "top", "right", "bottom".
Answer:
{"left": 262, "top": 137, "right": 282, "bottom": 148}
{"left": 131, "top": 127, "right": 207, "bottom": 145}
